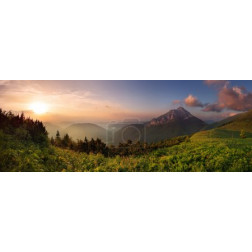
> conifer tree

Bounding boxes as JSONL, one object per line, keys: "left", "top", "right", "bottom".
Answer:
{"left": 62, "top": 134, "right": 71, "bottom": 148}
{"left": 55, "top": 130, "right": 61, "bottom": 146}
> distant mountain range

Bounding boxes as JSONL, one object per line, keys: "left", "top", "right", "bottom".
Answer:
{"left": 45, "top": 122, "right": 129, "bottom": 143}
{"left": 44, "top": 107, "right": 252, "bottom": 145}
{"left": 63, "top": 123, "right": 107, "bottom": 142}
{"left": 44, "top": 122, "right": 63, "bottom": 137}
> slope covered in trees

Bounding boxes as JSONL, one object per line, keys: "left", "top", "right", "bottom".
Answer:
{"left": 0, "top": 109, "right": 48, "bottom": 145}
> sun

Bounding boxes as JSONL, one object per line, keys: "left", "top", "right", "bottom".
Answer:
{"left": 30, "top": 102, "right": 48, "bottom": 115}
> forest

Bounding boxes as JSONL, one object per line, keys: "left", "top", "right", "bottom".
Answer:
{"left": 0, "top": 109, "right": 252, "bottom": 172}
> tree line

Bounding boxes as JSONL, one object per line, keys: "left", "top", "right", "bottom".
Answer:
{"left": 0, "top": 109, "right": 48, "bottom": 146}
{"left": 50, "top": 131, "right": 109, "bottom": 156}
{"left": 50, "top": 130, "right": 188, "bottom": 157}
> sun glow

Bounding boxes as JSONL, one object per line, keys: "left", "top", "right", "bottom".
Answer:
{"left": 30, "top": 102, "right": 48, "bottom": 114}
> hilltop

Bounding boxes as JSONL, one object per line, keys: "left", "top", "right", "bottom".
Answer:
{"left": 193, "top": 110, "right": 252, "bottom": 140}
{"left": 220, "top": 110, "right": 252, "bottom": 132}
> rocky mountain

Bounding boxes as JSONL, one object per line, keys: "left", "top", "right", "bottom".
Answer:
{"left": 147, "top": 107, "right": 195, "bottom": 126}
{"left": 114, "top": 107, "right": 206, "bottom": 144}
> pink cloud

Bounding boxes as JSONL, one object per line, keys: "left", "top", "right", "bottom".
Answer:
{"left": 203, "top": 103, "right": 223, "bottom": 112}
{"left": 203, "top": 85, "right": 252, "bottom": 112}
{"left": 184, "top": 94, "right": 204, "bottom": 107}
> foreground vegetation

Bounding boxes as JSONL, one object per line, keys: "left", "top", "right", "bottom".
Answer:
{"left": 1, "top": 109, "right": 252, "bottom": 172}
{"left": 1, "top": 130, "right": 252, "bottom": 172}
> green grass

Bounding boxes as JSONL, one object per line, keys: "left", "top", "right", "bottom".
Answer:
{"left": 45, "top": 137, "right": 252, "bottom": 172}
{"left": 192, "top": 128, "right": 252, "bottom": 140}
{"left": 1, "top": 128, "right": 252, "bottom": 172}
{"left": 220, "top": 110, "right": 252, "bottom": 133}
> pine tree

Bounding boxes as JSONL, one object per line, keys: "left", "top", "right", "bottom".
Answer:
{"left": 55, "top": 130, "right": 61, "bottom": 146}
{"left": 62, "top": 134, "right": 71, "bottom": 148}
{"left": 56, "top": 130, "right": 60, "bottom": 139}
{"left": 50, "top": 137, "right": 55, "bottom": 145}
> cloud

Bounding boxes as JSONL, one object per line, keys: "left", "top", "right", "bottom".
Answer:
{"left": 203, "top": 85, "right": 252, "bottom": 112}
{"left": 184, "top": 94, "right": 204, "bottom": 107}
{"left": 203, "top": 103, "right": 223, "bottom": 112}
{"left": 204, "top": 80, "right": 230, "bottom": 88}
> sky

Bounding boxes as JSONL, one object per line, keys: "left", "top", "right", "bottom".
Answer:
{"left": 0, "top": 80, "right": 252, "bottom": 123}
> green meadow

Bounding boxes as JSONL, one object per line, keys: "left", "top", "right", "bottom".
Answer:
{"left": 1, "top": 128, "right": 252, "bottom": 172}
{"left": 1, "top": 109, "right": 252, "bottom": 172}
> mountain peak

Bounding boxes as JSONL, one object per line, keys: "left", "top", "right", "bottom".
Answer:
{"left": 177, "top": 106, "right": 187, "bottom": 111}
{"left": 162, "top": 107, "right": 193, "bottom": 119}
{"left": 147, "top": 107, "right": 200, "bottom": 126}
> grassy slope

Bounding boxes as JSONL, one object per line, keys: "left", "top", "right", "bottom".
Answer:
{"left": 191, "top": 128, "right": 252, "bottom": 140}
{"left": 202, "top": 113, "right": 241, "bottom": 130}
{"left": 202, "top": 110, "right": 252, "bottom": 132}
{"left": 2, "top": 110, "right": 252, "bottom": 172}
{"left": 220, "top": 110, "right": 252, "bottom": 133}
{"left": 56, "top": 137, "right": 252, "bottom": 172}
{"left": 2, "top": 129, "right": 252, "bottom": 172}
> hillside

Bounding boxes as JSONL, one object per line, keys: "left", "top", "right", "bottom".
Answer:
{"left": 202, "top": 113, "right": 241, "bottom": 130}
{"left": 2, "top": 127, "right": 251, "bottom": 172}
{"left": 192, "top": 110, "right": 252, "bottom": 140}
{"left": 44, "top": 122, "right": 62, "bottom": 137}
{"left": 64, "top": 123, "right": 107, "bottom": 141}
{"left": 115, "top": 107, "right": 206, "bottom": 144}
{"left": 220, "top": 110, "right": 252, "bottom": 132}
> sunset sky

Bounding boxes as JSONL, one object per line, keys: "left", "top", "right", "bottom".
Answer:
{"left": 1, "top": 80, "right": 252, "bottom": 123}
